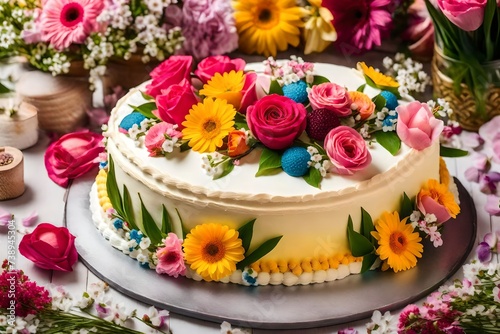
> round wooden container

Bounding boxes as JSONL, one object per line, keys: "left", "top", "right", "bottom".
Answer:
{"left": 0, "top": 146, "right": 24, "bottom": 200}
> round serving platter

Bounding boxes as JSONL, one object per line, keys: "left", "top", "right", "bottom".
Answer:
{"left": 65, "top": 175, "right": 476, "bottom": 330}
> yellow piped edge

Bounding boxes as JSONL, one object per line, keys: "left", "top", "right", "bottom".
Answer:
{"left": 96, "top": 169, "right": 113, "bottom": 212}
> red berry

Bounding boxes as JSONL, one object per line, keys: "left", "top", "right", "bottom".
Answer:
{"left": 306, "top": 109, "right": 341, "bottom": 141}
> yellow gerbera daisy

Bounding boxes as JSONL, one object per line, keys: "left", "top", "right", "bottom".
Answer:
{"left": 232, "top": 0, "right": 308, "bottom": 57}
{"left": 357, "top": 62, "right": 399, "bottom": 90}
{"left": 181, "top": 98, "right": 236, "bottom": 153}
{"left": 371, "top": 211, "right": 423, "bottom": 273}
{"left": 199, "top": 70, "right": 245, "bottom": 110}
{"left": 418, "top": 179, "right": 460, "bottom": 218}
{"left": 183, "top": 223, "right": 245, "bottom": 281}
{"left": 303, "top": 0, "right": 337, "bottom": 54}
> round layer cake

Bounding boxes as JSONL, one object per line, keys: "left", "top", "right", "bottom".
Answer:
{"left": 91, "top": 61, "right": 442, "bottom": 286}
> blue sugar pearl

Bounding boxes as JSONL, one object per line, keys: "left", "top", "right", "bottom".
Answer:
{"left": 281, "top": 146, "right": 311, "bottom": 177}
{"left": 129, "top": 229, "right": 143, "bottom": 243}
{"left": 113, "top": 219, "right": 123, "bottom": 230}
{"left": 282, "top": 80, "right": 308, "bottom": 104}
{"left": 380, "top": 91, "right": 399, "bottom": 110}
{"left": 140, "top": 262, "right": 150, "bottom": 269}
{"left": 119, "top": 112, "right": 147, "bottom": 131}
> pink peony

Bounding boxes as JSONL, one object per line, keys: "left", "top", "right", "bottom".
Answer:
{"left": 309, "top": 82, "right": 352, "bottom": 117}
{"left": 154, "top": 79, "right": 199, "bottom": 129}
{"left": 403, "top": 0, "right": 435, "bottom": 60}
{"left": 19, "top": 223, "right": 78, "bottom": 271}
{"left": 396, "top": 101, "right": 444, "bottom": 151}
{"left": 323, "top": 0, "right": 393, "bottom": 52}
{"left": 324, "top": 126, "right": 372, "bottom": 175}
{"left": 155, "top": 233, "right": 186, "bottom": 278}
{"left": 246, "top": 94, "right": 307, "bottom": 150}
{"left": 145, "top": 122, "right": 182, "bottom": 157}
{"left": 44, "top": 130, "right": 104, "bottom": 187}
{"left": 146, "top": 56, "right": 193, "bottom": 98}
{"left": 195, "top": 56, "right": 246, "bottom": 84}
{"left": 181, "top": 0, "right": 239, "bottom": 60}
{"left": 437, "top": 0, "right": 487, "bottom": 31}
{"left": 39, "top": 0, "right": 103, "bottom": 50}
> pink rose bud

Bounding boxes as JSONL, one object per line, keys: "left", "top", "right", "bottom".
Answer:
{"left": 19, "top": 223, "right": 78, "bottom": 271}
{"left": 155, "top": 79, "right": 199, "bottom": 129}
{"left": 396, "top": 101, "right": 444, "bottom": 151}
{"left": 194, "top": 56, "right": 246, "bottom": 84}
{"left": 308, "top": 82, "right": 352, "bottom": 117}
{"left": 146, "top": 56, "right": 193, "bottom": 97}
{"left": 324, "top": 126, "right": 372, "bottom": 175}
{"left": 437, "top": 0, "right": 487, "bottom": 31}
{"left": 246, "top": 94, "right": 307, "bottom": 150}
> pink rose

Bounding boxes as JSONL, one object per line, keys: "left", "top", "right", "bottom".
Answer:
{"left": 194, "top": 56, "right": 246, "bottom": 84}
{"left": 246, "top": 94, "right": 307, "bottom": 150}
{"left": 437, "top": 0, "right": 487, "bottom": 31}
{"left": 44, "top": 130, "right": 104, "bottom": 187}
{"left": 238, "top": 72, "right": 258, "bottom": 114}
{"left": 396, "top": 101, "right": 444, "bottom": 151}
{"left": 154, "top": 79, "right": 199, "bottom": 129}
{"left": 145, "top": 122, "right": 183, "bottom": 156}
{"left": 19, "top": 223, "right": 78, "bottom": 271}
{"left": 308, "top": 83, "right": 352, "bottom": 117}
{"left": 324, "top": 126, "right": 372, "bottom": 175}
{"left": 156, "top": 233, "right": 186, "bottom": 278}
{"left": 146, "top": 56, "right": 193, "bottom": 97}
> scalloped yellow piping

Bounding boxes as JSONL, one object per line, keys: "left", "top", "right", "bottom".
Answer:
{"left": 96, "top": 169, "right": 113, "bottom": 212}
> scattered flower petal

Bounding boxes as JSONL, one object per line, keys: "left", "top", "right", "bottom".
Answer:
{"left": 22, "top": 211, "right": 38, "bottom": 227}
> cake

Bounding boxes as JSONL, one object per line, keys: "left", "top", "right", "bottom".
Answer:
{"left": 90, "top": 56, "right": 460, "bottom": 286}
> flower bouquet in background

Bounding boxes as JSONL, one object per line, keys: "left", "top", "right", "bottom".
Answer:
{"left": 426, "top": 0, "right": 500, "bottom": 131}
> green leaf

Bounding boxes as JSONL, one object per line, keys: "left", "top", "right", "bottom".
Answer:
{"left": 360, "top": 253, "right": 378, "bottom": 274}
{"left": 128, "top": 102, "right": 158, "bottom": 120}
{"left": 122, "top": 186, "right": 138, "bottom": 230}
{"left": 360, "top": 208, "right": 374, "bottom": 242}
{"left": 373, "top": 130, "right": 401, "bottom": 156}
{"left": 347, "top": 216, "right": 375, "bottom": 257}
{"left": 161, "top": 204, "right": 172, "bottom": 235}
{"left": 213, "top": 160, "right": 235, "bottom": 180}
{"left": 311, "top": 75, "right": 330, "bottom": 86}
{"left": 175, "top": 208, "right": 188, "bottom": 239}
{"left": 234, "top": 112, "right": 248, "bottom": 130}
{"left": 483, "top": 0, "right": 496, "bottom": 60}
{"left": 372, "top": 94, "right": 387, "bottom": 111}
{"left": 256, "top": 148, "right": 282, "bottom": 176}
{"left": 268, "top": 80, "right": 284, "bottom": 95}
{"left": 0, "top": 82, "right": 10, "bottom": 94}
{"left": 303, "top": 167, "right": 322, "bottom": 188}
{"left": 179, "top": 141, "right": 191, "bottom": 152}
{"left": 106, "top": 157, "right": 125, "bottom": 219}
{"left": 237, "top": 219, "right": 256, "bottom": 253}
{"left": 399, "top": 193, "right": 414, "bottom": 220}
{"left": 138, "top": 194, "right": 163, "bottom": 246}
{"left": 356, "top": 84, "right": 366, "bottom": 92}
{"left": 440, "top": 146, "right": 468, "bottom": 158}
{"left": 236, "top": 236, "right": 283, "bottom": 270}
{"left": 140, "top": 91, "right": 154, "bottom": 101}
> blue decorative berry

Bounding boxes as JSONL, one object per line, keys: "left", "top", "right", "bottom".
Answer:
{"left": 99, "top": 161, "right": 108, "bottom": 169}
{"left": 129, "top": 229, "right": 143, "bottom": 243}
{"left": 380, "top": 90, "right": 399, "bottom": 110}
{"left": 242, "top": 268, "right": 258, "bottom": 286}
{"left": 281, "top": 146, "right": 311, "bottom": 177}
{"left": 282, "top": 80, "right": 308, "bottom": 104}
{"left": 113, "top": 218, "right": 123, "bottom": 230}
{"left": 119, "top": 112, "right": 147, "bottom": 131}
{"left": 382, "top": 113, "right": 398, "bottom": 129}
{"left": 140, "top": 262, "right": 150, "bottom": 269}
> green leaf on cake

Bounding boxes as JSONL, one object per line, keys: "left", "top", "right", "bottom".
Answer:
{"left": 303, "top": 167, "right": 322, "bottom": 188}
{"left": 175, "top": 208, "right": 189, "bottom": 239}
{"left": 311, "top": 75, "right": 330, "bottom": 86}
{"left": 347, "top": 215, "right": 375, "bottom": 257}
{"left": 0, "top": 82, "right": 11, "bottom": 94}
{"left": 360, "top": 208, "right": 375, "bottom": 243}
{"left": 106, "top": 157, "right": 125, "bottom": 219}
{"left": 268, "top": 79, "right": 284, "bottom": 95}
{"left": 440, "top": 145, "right": 468, "bottom": 157}
{"left": 122, "top": 186, "right": 138, "bottom": 231}
{"left": 372, "top": 94, "right": 387, "bottom": 111}
{"left": 256, "top": 148, "right": 282, "bottom": 176}
{"left": 373, "top": 130, "right": 401, "bottom": 156}
{"left": 161, "top": 204, "right": 172, "bottom": 235}
{"left": 356, "top": 84, "right": 366, "bottom": 92}
{"left": 237, "top": 219, "right": 256, "bottom": 253}
{"left": 140, "top": 91, "right": 154, "bottom": 101}
{"left": 128, "top": 102, "right": 158, "bottom": 120}
{"left": 234, "top": 112, "right": 248, "bottom": 130}
{"left": 213, "top": 160, "right": 234, "bottom": 180}
{"left": 360, "top": 253, "right": 378, "bottom": 274}
{"left": 179, "top": 141, "right": 191, "bottom": 152}
{"left": 399, "top": 193, "right": 414, "bottom": 220}
{"left": 236, "top": 236, "right": 283, "bottom": 271}
{"left": 138, "top": 194, "right": 162, "bottom": 246}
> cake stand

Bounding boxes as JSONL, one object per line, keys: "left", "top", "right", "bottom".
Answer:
{"left": 65, "top": 175, "right": 476, "bottom": 330}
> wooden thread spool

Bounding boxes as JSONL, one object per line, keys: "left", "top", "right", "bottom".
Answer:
{"left": 0, "top": 146, "right": 24, "bottom": 200}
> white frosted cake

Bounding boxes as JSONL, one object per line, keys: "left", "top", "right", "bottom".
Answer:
{"left": 90, "top": 56, "right": 459, "bottom": 286}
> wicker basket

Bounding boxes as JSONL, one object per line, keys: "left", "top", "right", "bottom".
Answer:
{"left": 431, "top": 47, "right": 500, "bottom": 132}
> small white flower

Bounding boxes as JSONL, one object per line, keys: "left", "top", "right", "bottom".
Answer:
{"left": 140, "top": 237, "right": 151, "bottom": 249}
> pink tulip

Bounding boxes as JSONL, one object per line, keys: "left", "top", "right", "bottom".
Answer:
{"left": 437, "top": 0, "right": 487, "bottom": 31}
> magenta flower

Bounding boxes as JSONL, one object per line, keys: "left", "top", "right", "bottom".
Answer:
{"left": 323, "top": 0, "right": 393, "bottom": 52}
{"left": 39, "top": 0, "right": 103, "bottom": 50}
{"left": 155, "top": 233, "right": 186, "bottom": 278}
{"left": 437, "top": 0, "right": 487, "bottom": 31}
{"left": 476, "top": 231, "right": 500, "bottom": 262}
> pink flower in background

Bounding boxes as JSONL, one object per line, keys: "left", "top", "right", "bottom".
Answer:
{"left": 194, "top": 56, "right": 246, "bottom": 84}
{"left": 246, "top": 94, "right": 307, "bottom": 150}
{"left": 309, "top": 83, "right": 352, "bottom": 117}
{"left": 403, "top": 0, "right": 435, "bottom": 60}
{"left": 323, "top": 0, "right": 393, "bottom": 52}
{"left": 39, "top": 0, "right": 103, "bottom": 50}
{"left": 146, "top": 56, "right": 193, "bottom": 97}
{"left": 324, "top": 126, "right": 372, "bottom": 175}
{"left": 0, "top": 208, "right": 11, "bottom": 226}
{"left": 181, "top": 0, "right": 239, "bottom": 60}
{"left": 156, "top": 233, "right": 186, "bottom": 278}
{"left": 396, "top": 101, "right": 444, "bottom": 151}
{"left": 437, "top": 0, "right": 487, "bottom": 31}
{"left": 476, "top": 230, "right": 500, "bottom": 261}
{"left": 155, "top": 79, "right": 199, "bottom": 129}
{"left": 145, "top": 122, "right": 183, "bottom": 157}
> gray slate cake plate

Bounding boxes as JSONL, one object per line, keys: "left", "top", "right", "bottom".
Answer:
{"left": 65, "top": 175, "right": 476, "bottom": 330}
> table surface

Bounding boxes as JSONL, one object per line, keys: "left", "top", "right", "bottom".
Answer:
{"left": 1, "top": 49, "right": 500, "bottom": 333}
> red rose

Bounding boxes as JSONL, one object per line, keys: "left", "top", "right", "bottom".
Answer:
{"left": 146, "top": 55, "right": 193, "bottom": 97}
{"left": 246, "top": 94, "right": 307, "bottom": 150}
{"left": 44, "top": 130, "right": 104, "bottom": 187}
{"left": 19, "top": 223, "right": 78, "bottom": 271}
{"left": 154, "top": 79, "right": 199, "bottom": 129}
{"left": 194, "top": 55, "right": 246, "bottom": 84}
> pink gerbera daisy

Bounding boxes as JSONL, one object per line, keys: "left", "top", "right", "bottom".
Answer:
{"left": 323, "top": 0, "right": 392, "bottom": 52}
{"left": 40, "top": 0, "right": 103, "bottom": 50}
